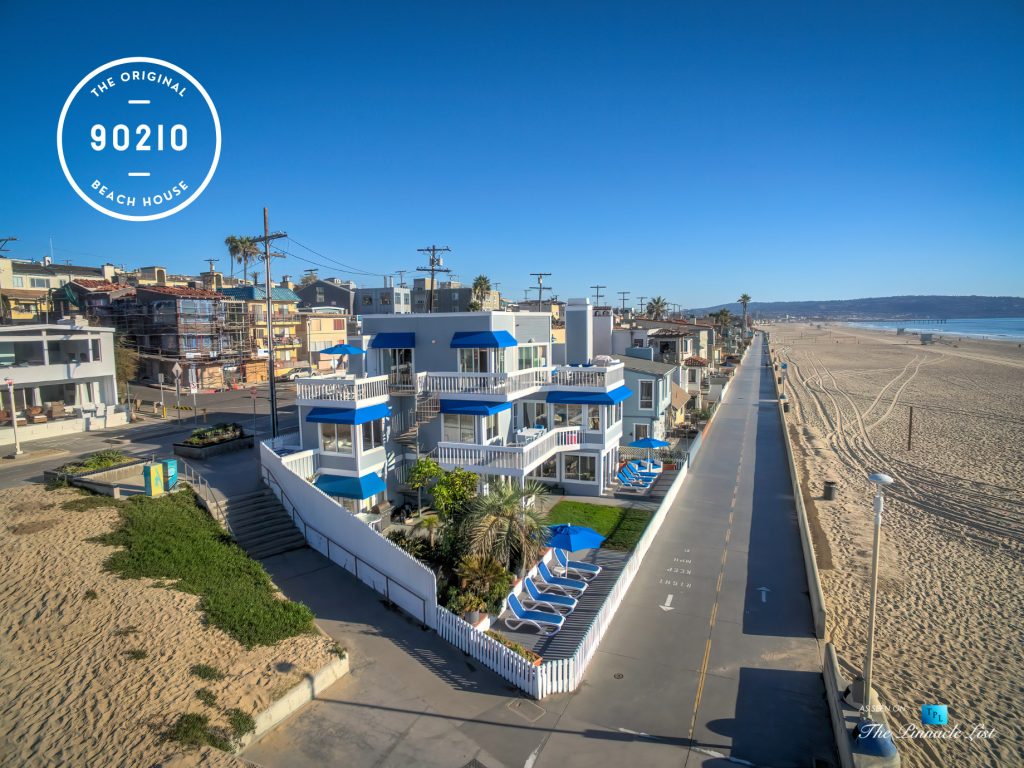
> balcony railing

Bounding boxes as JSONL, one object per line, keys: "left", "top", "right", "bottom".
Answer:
{"left": 423, "top": 367, "right": 551, "bottom": 397}
{"left": 550, "top": 362, "right": 624, "bottom": 389}
{"left": 436, "top": 426, "right": 584, "bottom": 476}
{"left": 387, "top": 370, "right": 423, "bottom": 394}
{"left": 296, "top": 374, "right": 389, "bottom": 401}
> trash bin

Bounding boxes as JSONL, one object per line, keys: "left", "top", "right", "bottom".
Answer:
{"left": 783, "top": 401, "right": 790, "bottom": 413}
{"left": 824, "top": 480, "right": 837, "bottom": 500}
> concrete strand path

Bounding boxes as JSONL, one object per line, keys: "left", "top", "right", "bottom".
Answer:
{"left": 245, "top": 337, "right": 835, "bottom": 767}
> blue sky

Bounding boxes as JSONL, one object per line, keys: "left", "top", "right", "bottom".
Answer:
{"left": 2, "top": 1, "right": 1022, "bottom": 307}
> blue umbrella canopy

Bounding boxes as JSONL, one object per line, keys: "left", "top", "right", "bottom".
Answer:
{"left": 629, "top": 437, "right": 670, "bottom": 448}
{"left": 547, "top": 524, "right": 605, "bottom": 552}
{"left": 321, "top": 343, "right": 365, "bottom": 356}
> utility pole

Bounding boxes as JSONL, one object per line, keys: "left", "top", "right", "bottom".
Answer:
{"left": 396, "top": 269, "right": 407, "bottom": 288}
{"left": 530, "top": 273, "right": 552, "bottom": 306}
{"left": 416, "top": 245, "right": 451, "bottom": 313}
{"left": 591, "top": 284, "right": 606, "bottom": 307}
{"left": 617, "top": 290, "right": 630, "bottom": 313}
{"left": 250, "top": 208, "right": 287, "bottom": 438}
{"left": 0, "top": 236, "right": 17, "bottom": 325}
{"left": 638, "top": 296, "right": 647, "bottom": 316}
{"left": 205, "top": 258, "right": 219, "bottom": 272}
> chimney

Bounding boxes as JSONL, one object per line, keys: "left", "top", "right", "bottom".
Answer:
{"left": 565, "top": 297, "right": 594, "bottom": 365}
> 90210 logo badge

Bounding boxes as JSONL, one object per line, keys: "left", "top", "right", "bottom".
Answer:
{"left": 56, "top": 57, "right": 221, "bottom": 222}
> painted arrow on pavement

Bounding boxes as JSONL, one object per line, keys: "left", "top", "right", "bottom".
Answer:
{"left": 660, "top": 594, "right": 674, "bottom": 611}
{"left": 757, "top": 586, "right": 770, "bottom": 603}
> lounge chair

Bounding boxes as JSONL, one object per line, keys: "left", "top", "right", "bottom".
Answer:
{"left": 617, "top": 470, "right": 650, "bottom": 488}
{"left": 523, "top": 577, "right": 577, "bottom": 613}
{"left": 554, "top": 548, "right": 602, "bottom": 580}
{"left": 620, "top": 466, "right": 653, "bottom": 483}
{"left": 537, "top": 561, "right": 588, "bottom": 595}
{"left": 504, "top": 593, "right": 564, "bottom": 635}
{"left": 626, "top": 461, "right": 659, "bottom": 479}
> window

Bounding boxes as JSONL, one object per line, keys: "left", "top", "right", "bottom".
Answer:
{"left": 362, "top": 294, "right": 373, "bottom": 306}
{"left": 611, "top": 402, "right": 623, "bottom": 425}
{"left": 529, "top": 456, "right": 557, "bottom": 479}
{"left": 485, "top": 413, "right": 499, "bottom": 441}
{"left": 320, "top": 423, "right": 353, "bottom": 454}
{"left": 520, "top": 401, "right": 546, "bottom": 429}
{"left": 634, "top": 423, "right": 650, "bottom": 441}
{"left": 567, "top": 404, "right": 583, "bottom": 428}
{"left": 458, "top": 348, "right": 488, "bottom": 373}
{"left": 688, "top": 368, "right": 697, "bottom": 383}
{"left": 517, "top": 344, "right": 548, "bottom": 370}
{"left": 552, "top": 404, "right": 568, "bottom": 428}
{"left": 30, "top": 277, "right": 48, "bottom": 288}
{"left": 333, "top": 319, "right": 345, "bottom": 330}
{"left": 362, "top": 419, "right": 384, "bottom": 450}
{"left": 380, "top": 293, "right": 391, "bottom": 305}
{"left": 12, "top": 276, "right": 23, "bottom": 287}
{"left": 564, "top": 454, "right": 596, "bottom": 482}
{"left": 639, "top": 380, "right": 654, "bottom": 409}
{"left": 91, "top": 339, "right": 101, "bottom": 361}
{"left": 496, "top": 351, "right": 506, "bottom": 373}
{"left": 587, "top": 406, "right": 600, "bottom": 431}
{"left": 443, "top": 413, "right": 476, "bottom": 443}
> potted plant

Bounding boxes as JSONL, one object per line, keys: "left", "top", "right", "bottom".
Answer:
{"left": 449, "top": 593, "right": 487, "bottom": 624}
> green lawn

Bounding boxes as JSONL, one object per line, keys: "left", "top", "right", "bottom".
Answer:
{"left": 546, "top": 501, "right": 652, "bottom": 552}
{"left": 91, "top": 489, "right": 315, "bottom": 647}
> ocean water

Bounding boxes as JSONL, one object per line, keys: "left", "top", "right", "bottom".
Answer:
{"left": 847, "top": 317, "right": 1024, "bottom": 341}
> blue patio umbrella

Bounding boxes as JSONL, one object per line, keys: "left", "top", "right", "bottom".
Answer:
{"left": 547, "top": 524, "right": 605, "bottom": 552}
{"left": 628, "top": 436, "right": 670, "bottom": 465}
{"left": 321, "top": 343, "right": 365, "bottom": 371}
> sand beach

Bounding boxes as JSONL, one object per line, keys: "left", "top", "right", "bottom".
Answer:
{"left": 0, "top": 487, "right": 334, "bottom": 767}
{"left": 772, "top": 323, "right": 1023, "bottom": 767}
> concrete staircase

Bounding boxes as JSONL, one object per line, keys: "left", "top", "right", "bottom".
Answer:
{"left": 224, "top": 488, "right": 306, "bottom": 560}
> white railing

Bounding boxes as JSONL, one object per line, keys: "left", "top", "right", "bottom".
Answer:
{"left": 550, "top": 363, "right": 624, "bottom": 389}
{"left": 295, "top": 374, "right": 389, "bottom": 402}
{"left": 435, "top": 607, "right": 541, "bottom": 696}
{"left": 435, "top": 426, "right": 583, "bottom": 477}
{"left": 423, "top": 367, "right": 550, "bottom": 396}
{"left": 260, "top": 441, "right": 438, "bottom": 626}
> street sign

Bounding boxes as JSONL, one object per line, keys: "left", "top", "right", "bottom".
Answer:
{"left": 189, "top": 384, "right": 198, "bottom": 395}
{"left": 249, "top": 387, "right": 258, "bottom": 399}
{"left": 158, "top": 373, "right": 165, "bottom": 384}
{"left": 171, "top": 362, "right": 183, "bottom": 377}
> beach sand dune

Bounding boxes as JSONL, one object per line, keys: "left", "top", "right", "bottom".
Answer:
{"left": 773, "top": 324, "right": 1024, "bottom": 767}
{"left": 0, "top": 487, "right": 333, "bottom": 767}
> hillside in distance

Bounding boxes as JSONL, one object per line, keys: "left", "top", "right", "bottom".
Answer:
{"left": 689, "top": 295, "right": 1024, "bottom": 320}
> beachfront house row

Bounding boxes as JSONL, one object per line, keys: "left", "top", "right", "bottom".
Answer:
{"left": 0, "top": 319, "right": 127, "bottom": 447}
{"left": 619, "top": 352, "right": 675, "bottom": 443}
{"left": 220, "top": 285, "right": 304, "bottom": 377}
{"left": 277, "top": 299, "right": 633, "bottom": 523}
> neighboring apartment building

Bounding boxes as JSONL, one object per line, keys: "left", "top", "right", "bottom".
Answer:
{"left": 0, "top": 319, "right": 127, "bottom": 446}
{"left": 0, "top": 257, "right": 121, "bottom": 324}
{"left": 620, "top": 351, "right": 675, "bottom": 443}
{"left": 220, "top": 285, "right": 304, "bottom": 377}
{"left": 55, "top": 279, "right": 137, "bottom": 326}
{"left": 297, "top": 311, "right": 349, "bottom": 372}
{"left": 277, "top": 303, "right": 632, "bottom": 521}
{"left": 355, "top": 286, "right": 412, "bottom": 315}
{"left": 410, "top": 278, "right": 500, "bottom": 313}
{"left": 295, "top": 278, "right": 356, "bottom": 314}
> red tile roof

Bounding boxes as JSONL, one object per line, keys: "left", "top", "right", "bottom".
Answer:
{"left": 684, "top": 356, "right": 709, "bottom": 366}
{"left": 137, "top": 285, "right": 221, "bottom": 298}
{"left": 73, "top": 279, "right": 123, "bottom": 291}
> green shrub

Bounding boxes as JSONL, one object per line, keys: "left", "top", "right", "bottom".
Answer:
{"left": 190, "top": 664, "right": 225, "bottom": 681}
{"left": 225, "top": 708, "right": 256, "bottom": 740}
{"left": 113, "top": 625, "right": 139, "bottom": 637}
{"left": 165, "top": 712, "right": 232, "bottom": 751}
{"left": 484, "top": 630, "right": 540, "bottom": 663}
{"left": 63, "top": 495, "right": 124, "bottom": 513}
{"left": 93, "top": 490, "right": 315, "bottom": 647}
{"left": 447, "top": 591, "right": 486, "bottom": 616}
{"left": 195, "top": 688, "right": 217, "bottom": 707}
{"left": 53, "top": 450, "right": 134, "bottom": 477}
{"left": 183, "top": 423, "right": 243, "bottom": 446}
{"left": 125, "top": 649, "right": 147, "bottom": 660}
{"left": 84, "top": 589, "right": 98, "bottom": 600}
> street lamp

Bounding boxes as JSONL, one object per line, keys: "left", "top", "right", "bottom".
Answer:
{"left": 849, "top": 472, "right": 894, "bottom": 713}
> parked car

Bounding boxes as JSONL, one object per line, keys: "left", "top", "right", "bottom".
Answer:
{"left": 281, "top": 366, "right": 313, "bottom": 381}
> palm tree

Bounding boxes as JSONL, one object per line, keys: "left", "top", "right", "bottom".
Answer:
{"left": 468, "top": 481, "right": 550, "bottom": 576}
{"left": 414, "top": 514, "right": 441, "bottom": 548}
{"left": 737, "top": 293, "right": 751, "bottom": 331}
{"left": 646, "top": 296, "right": 669, "bottom": 320}
{"left": 471, "top": 275, "right": 491, "bottom": 308}
{"left": 224, "top": 235, "right": 259, "bottom": 283}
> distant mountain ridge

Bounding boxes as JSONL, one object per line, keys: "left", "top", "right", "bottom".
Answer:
{"left": 688, "top": 295, "right": 1024, "bottom": 320}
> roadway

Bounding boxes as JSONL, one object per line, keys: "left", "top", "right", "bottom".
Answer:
{"left": 246, "top": 336, "right": 836, "bottom": 768}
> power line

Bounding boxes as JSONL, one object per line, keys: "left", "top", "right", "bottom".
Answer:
{"left": 286, "top": 236, "right": 390, "bottom": 278}
{"left": 591, "top": 284, "right": 606, "bottom": 306}
{"left": 530, "top": 273, "right": 552, "bottom": 306}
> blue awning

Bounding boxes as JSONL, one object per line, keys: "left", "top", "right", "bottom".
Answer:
{"left": 370, "top": 332, "right": 415, "bottom": 349}
{"left": 306, "top": 403, "right": 391, "bottom": 425}
{"left": 439, "top": 399, "right": 512, "bottom": 416}
{"left": 314, "top": 472, "right": 387, "bottom": 500}
{"left": 450, "top": 330, "right": 518, "bottom": 348}
{"left": 546, "top": 385, "right": 633, "bottom": 405}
